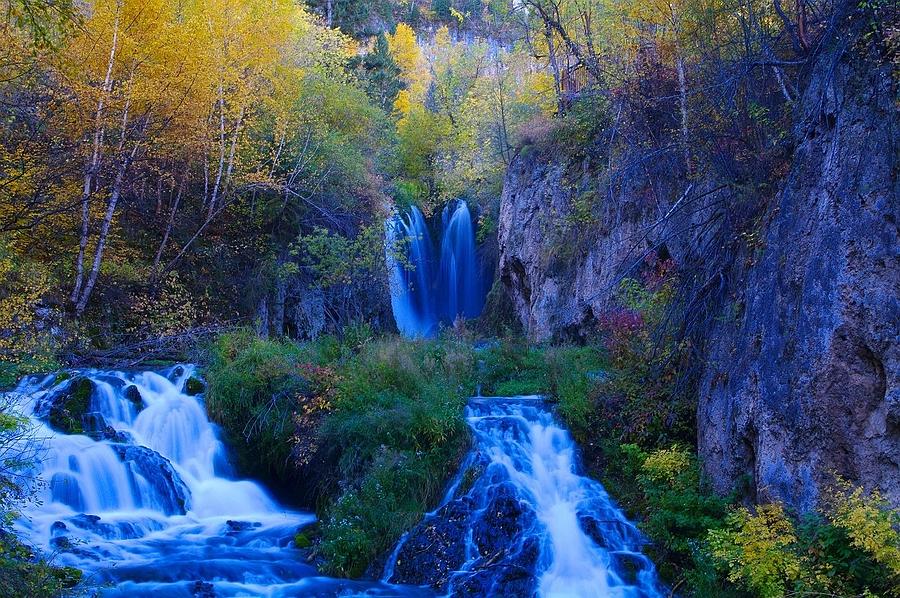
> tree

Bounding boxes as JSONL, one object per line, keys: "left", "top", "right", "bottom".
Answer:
{"left": 353, "top": 34, "right": 403, "bottom": 110}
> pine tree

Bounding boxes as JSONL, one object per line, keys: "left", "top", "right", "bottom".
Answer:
{"left": 354, "top": 33, "right": 403, "bottom": 111}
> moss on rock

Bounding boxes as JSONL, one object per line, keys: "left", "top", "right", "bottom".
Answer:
{"left": 47, "top": 377, "right": 93, "bottom": 435}
{"left": 185, "top": 376, "right": 205, "bottom": 396}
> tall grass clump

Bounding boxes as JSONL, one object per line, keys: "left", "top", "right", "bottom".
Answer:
{"left": 317, "top": 335, "right": 476, "bottom": 577}
{"left": 203, "top": 328, "right": 478, "bottom": 578}
{"left": 203, "top": 329, "right": 321, "bottom": 481}
{"left": 475, "top": 338, "right": 605, "bottom": 435}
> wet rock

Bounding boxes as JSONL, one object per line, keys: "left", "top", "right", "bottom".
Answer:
{"left": 389, "top": 496, "right": 475, "bottom": 589}
{"left": 189, "top": 580, "right": 216, "bottom": 597}
{"left": 578, "top": 514, "right": 609, "bottom": 549}
{"left": 82, "top": 412, "right": 130, "bottom": 442}
{"left": 224, "top": 520, "right": 262, "bottom": 535}
{"left": 472, "top": 483, "right": 531, "bottom": 557}
{"left": 123, "top": 384, "right": 144, "bottom": 409}
{"left": 69, "top": 513, "right": 102, "bottom": 531}
{"left": 49, "top": 521, "right": 70, "bottom": 550}
{"left": 609, "top": 551, "right": 652, "bottom": 586}
{"left": 50, "top": 535, "right": 73, "bottom": 550}
{"left": 169, "top": 365, "right": 186, "bottom": 381}
{"left": 109, "top": 444, "right": 191, "bottom": 515}
{"left": 68, "top": 513, "right": 160, "bottom": 541}
{"left": 452, "top": 537, "right": 539, "bottom": 596}
{"left": 184, "top": 376, "right": 205, "bottom": 396}
{"left": 46, "top": 377, "right": 94, "bottom": 434}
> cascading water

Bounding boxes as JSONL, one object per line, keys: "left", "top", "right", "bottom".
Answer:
{"left": 9, "top": 368, "right": 664, "bottom": 597}
{"left": 384, "top": 397, "right": 667, "bottom": 597}
{"left": 7, "top": 367, "right": 427, "bottom": 597}
{"left": 387, "top": 205, "right": 438, "bottom": 337}
{"left": 386, "top": 200, "right": 486, "bottom": 338}
{"left": 438, "top": 202, "right": 482, "bottom": 323}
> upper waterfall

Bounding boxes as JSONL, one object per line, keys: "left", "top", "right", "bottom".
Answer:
{"left": 386, "top": 200, "right": 488, "bottom": 338}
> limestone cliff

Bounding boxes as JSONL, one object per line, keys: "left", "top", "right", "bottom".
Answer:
{"left": 696, "top": 20, "right": 899, "bottom": 510}
{"left": 497, "top": 13, "right": 899, "bottom": 509}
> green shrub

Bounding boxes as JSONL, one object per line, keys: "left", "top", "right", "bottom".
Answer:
{"left": 544, "top": 345, "right": 605, "bottom": 434}
{"left": 316, "top": 336, "right": 474, "bottom": 576}
{"left": 319, "top": 449, "right": 451, "bottom": 577}
{"left": 0, "top": 550, "right": 82, "bottom": 598}
{"left": 205, "top": 331, "right": 477, "bottom": 577}
{"left": 705, "top": 494, "right": 900, "bottom": 598}
{"left": 600, "top": 442, "right": 728, "bottom": 584}
{"left": 707, "top": 504, "right": 804, "bottom": 598}
{"left": 591, "top": 265, "right": 694, "bottom": 449}
{"left": 552, "top": 92, "right": 611, "bottom": 156}
{"left": 475, "top": 339, "right": 605, "bottom": 429}
{"left": 204, "top": 329, "right": 318, "bottom": 480}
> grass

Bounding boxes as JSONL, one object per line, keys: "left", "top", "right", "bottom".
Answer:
{"left": 203, "top": 331, "right": 316, "bottom": 482}
{"left": 316, "top": 335, "right": 475, "bottom": 576}
{"left": 476, "top": 339, "right": 606, "bottom": 435}
{"left": 203, "top": 329, "right": 477, "bottom": 577}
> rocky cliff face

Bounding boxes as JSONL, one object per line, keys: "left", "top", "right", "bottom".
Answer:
{"left": 498, "top": 144, "right": 700, "bottom": 342}
{"left": 497, "top": 18, "right": 899, "bottom": 509}
{"left": 697, "top": 27, "right": 899, "bottom": 511}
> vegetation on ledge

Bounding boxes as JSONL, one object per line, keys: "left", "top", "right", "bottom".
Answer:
{"left": 203, "top": 328, "right": 476, "bottom": 577}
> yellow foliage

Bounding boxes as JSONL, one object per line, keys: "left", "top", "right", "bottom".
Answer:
{"left": 827, "top": 482, "right": 900, "bottom": 576}
{"left": 127, "top": 272, "right": 208, "bottom": 338}
{"left": 387, "top": 22, "right": 428, "bottom": 101}
{"left": 641, "top": 446, "right": 693, "bottom": 484}
{"left": 393, "top": 89, "right": 412, "bottom": 116}
{"left": 707, "top": 504, "right": 803, "bottom": 598}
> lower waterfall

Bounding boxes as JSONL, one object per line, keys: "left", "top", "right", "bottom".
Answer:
{"left": 8, "top": 369, "right": 664, "bottom": 597}
{"left": 384, "top": 397, "right": 666, "bottom": 597}
{"left": 6, "top": 367, "right": 423, "bottom": 597}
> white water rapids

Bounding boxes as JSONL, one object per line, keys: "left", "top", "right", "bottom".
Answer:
{"left": 7, "top": 369, "right": 664, "bottom": 597}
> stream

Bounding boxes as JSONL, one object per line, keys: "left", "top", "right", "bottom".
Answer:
{"left": 8, "top": 367, "right": 664, "bottom": 597}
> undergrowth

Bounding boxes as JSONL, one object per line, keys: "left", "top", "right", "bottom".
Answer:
{"left": 204, "top": 327, "right": 476, "bottom": 577}
{"left": 202, "top": 265, "right": 900, "bottom": 594}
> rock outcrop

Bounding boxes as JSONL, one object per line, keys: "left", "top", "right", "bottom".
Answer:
{"left": 498, "top": 144, "right": 693, "bottom": 342}
{"left": 697, "top": 22, "right": 899, "bottom": 510}
{"left": 497, "top": 10, "right": 899, "bottom": 510}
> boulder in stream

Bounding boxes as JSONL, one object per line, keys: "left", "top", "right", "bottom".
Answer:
{"left": 46, "top": 377, "right": 94, "bottom": 434}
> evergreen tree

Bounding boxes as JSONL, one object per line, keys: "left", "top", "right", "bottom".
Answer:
{"left": 353, "top": 33, "right": 403, "bottom": 111}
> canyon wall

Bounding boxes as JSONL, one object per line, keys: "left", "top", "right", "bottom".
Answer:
{"left": 497, "top": 17, "right": 899, "bottom": 509}
{"left": 696, "top": 22, "right": 899, "bottom": 510}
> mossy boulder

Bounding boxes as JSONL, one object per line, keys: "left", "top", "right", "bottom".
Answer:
{"left": 47, "top": 377, "right": 94, "bottom": 435}
{"left": 184, "top": 376, "right": 205, "bottom": 396}
{"left": 123, "top": 384, "right": 143, "bottom": 408}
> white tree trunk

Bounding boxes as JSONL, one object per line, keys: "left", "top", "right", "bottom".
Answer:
{"left": 676, "top": 51, "right": 691, "bottom": 172}
{"left": 72, "top": 0, "right": 121, "bottom": 306}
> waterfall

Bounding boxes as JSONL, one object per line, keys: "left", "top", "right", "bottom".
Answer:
{"left": 9, "top": 370, "right": 665, "bottom": 596}
{"left": 386, "top": 200, "right": 486, "bottom": 338}
{"left": 438, "top": 201, "right": 483, "bottom": 322}
{"left": 6, "top": 368, "right": 423, "bottom": 597}
{"left": 384, "top": 397, "right": 667, "bottom": 597}
{"left": 386, "top": 205, "right": 438, "bottom": 337}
